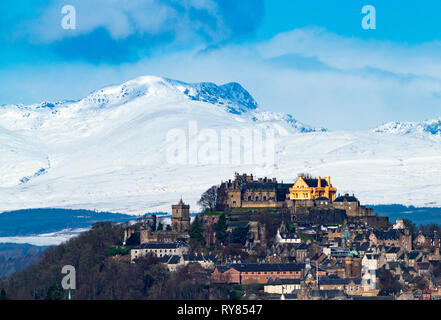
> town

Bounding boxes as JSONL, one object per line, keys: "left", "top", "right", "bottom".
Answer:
{"left": 121, "top": 173, "right": 441, "bottom": 300}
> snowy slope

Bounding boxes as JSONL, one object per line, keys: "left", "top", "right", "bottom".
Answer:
{"left": 374, "top": 118, "right": 441, "bottom": 136}
{"left": 1, "top": 76, "right": 441, "bottom": 214}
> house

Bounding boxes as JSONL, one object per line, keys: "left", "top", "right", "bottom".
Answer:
{"left": 415, "top": 230, "right": 441, "bottom": 249}
{"left": 362, "top": 253, "right": 381, "bottom": 291}
{"left": 345, "top": 279, "right": 364, "bottom": 296}
{"left": 280, "top": 292, "right": 298, "bottom": 300}
{"left": 385, "top": 247, "right": 401, "bottom": 262}
{"left": 318, "top": 277, "right": 354, "bottom": 291}
{"left": 309, "top": 289, "right": 348, "bottom": 300}
{"left": 295, "top": 243, "right": 310, "bottom": 262}
{"left": 354, "top": 242, "right": 370, "bottom": 256}
{"left": 275, "top": 222, "right": 301, "bottom": 244}
{"left": 130, "top": 241, "right": 189, "bottom": 261}
{"left": 416, "top": 262, "right": 430, "bottom": 276}
{"left": 211, "top": 262, "right": 326, "bottom": 284}
{"left": 183, "top": 254, "right": 215, "bottom": 270}
{"left": 369, "top": 229, "right": 412, "bottom": 252}
{"left": 344, "top": 255, "right": 362, "bottom": 278}
{"left": 404, "top": 251, "right": 426, "bottom": 268}
{"left": 159, "top": 253, "right": 215, "bottom": 271}
{"left": 322, "top": 246, "right": 351, "bottom": 258}
{"left": 317, "top": 276, "right": 364, "bottom": 295}
{"left": 325, "top": 225, "right": 342, "bottom": 241}
{"left": 159, "top": 255, "right": 182, "bottom": 272}
{"left": 287, "top": 176, "right": 337, "bottom": 202}
{"left": 264, "top": 278, "right": 301, "bottom": 295}
{"left": 332, "top": 194, "right": 373, "bottom": 217}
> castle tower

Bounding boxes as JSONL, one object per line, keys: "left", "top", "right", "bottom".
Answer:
{"left": 171, "top": 198, "right": 190, "bottom": 233}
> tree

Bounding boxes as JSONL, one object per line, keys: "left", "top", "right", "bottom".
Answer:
{"left": 412, "top": 276, "right": 429, "bottom": 291}
{"left": 402, "top": 219, "right": 417, "bottom": 237}
{"left": 377, "top": 268, "right": 401, "bottom": 296}
{"left": 188, "top": 216, "right": 205, "bottom": 244}
{"left": 126, "top": 232, "right": 140, "bottom": 246}
{"left": 432, "top": 262, "right": 441, "bottom": 278}
{"left": 0, "top": 288, "right": 7, "bottom": 300}
{"left": 231, "top": 226, "right": 249, "bottom": 245}
{"left": 215, "top": 214, "right": 227, "bottom": 244}
{"left": 198, "top": 186, "right": 218, "bottom": 212}
{"left": 230, "top": 284, "right": 243, "bottom": 300}
{"left": 45, "top": 284, "right": 63, "bottom": 300}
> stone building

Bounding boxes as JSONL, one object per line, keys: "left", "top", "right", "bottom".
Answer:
{"left": 202, "top": 214, "right": 220, "bottom": 246}
{"left": 369, "top": 229, "right": 412, "bottom": 252}
{"left": 211, "top": 262, "right": 326, "bottom": 284}
{"left": 414, "top": 230, "right": 441, "bottom": 249}
{"left": 130, "top": 241, "right": 189, "bottom": 261}
{"left": 139, "top": 200, "right": 190, "bottom": 244}
{"left": 140, "top": 227, "right": 183, "bottom": 244}
{"left": 171, "top": 199, "right": 190, "bottom": 232}
{"left": 275, "top": 221, "right": 301, "bottom": 244}
{"left": 217, "top": 173, "right": 291, "bottom": 209}
{"left": 344, "top": 256, "right": 362, "bottom": 278}
{"left": 332, "top": 194, "right": 373, "bottom": 217}
{"left": 287, "top": 176, "right": 337, "bottom": 202}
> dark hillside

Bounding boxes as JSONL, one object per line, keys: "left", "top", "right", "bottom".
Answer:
{"left": 0, "top": 222, "right": 229, "bottom": 300}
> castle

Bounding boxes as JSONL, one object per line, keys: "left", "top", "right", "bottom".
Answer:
{"left": 217, "top": 173, "right": 373, "bottom": 217}
{"left": 171, "top": 198, "right": 191, "bottom": 232}
{"left": 139, "top": 199, "right": 191, "bottom": 244}
{"left": 217, "top": 173, "right": 292, "bottom": 209}
{"left": 287, "top": 175, "right": 337, "bottom": 201}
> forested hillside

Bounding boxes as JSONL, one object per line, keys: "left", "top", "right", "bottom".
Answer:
{"left": 0, "top": 222, "right": 228, "bottom": 300}
{"left": 0, "top": 243, "right": 46, "bottom": 278}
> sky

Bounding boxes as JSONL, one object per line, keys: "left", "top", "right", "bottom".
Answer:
{"left": 1, "top": 0, "right": 441, "bottom": 130}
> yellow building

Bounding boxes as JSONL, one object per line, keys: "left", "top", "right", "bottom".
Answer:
{"left": 287, "top": 176, "right": 337, "bottom": 201}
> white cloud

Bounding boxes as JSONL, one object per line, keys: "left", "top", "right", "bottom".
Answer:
{"left": 3, "top": 27, "right": 441, "bottom": 131}
{"left": 29, "top": 0, "right": 227, "bottom": 43}
{"left": 257, "top": 27, "right": 441, "bottom": 80}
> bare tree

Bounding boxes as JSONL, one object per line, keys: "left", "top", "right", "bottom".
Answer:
{"left": 198, "top": 185, "right": 218, "bottom": 212}
{"left": 298, "top": 172, "right": 313, "bottom": 179}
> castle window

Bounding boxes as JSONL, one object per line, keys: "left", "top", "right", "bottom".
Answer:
{"left": 248, "top": 196, "right": 251, "bottom": 201}
{"left": 263, "top": 196, "right": 267, "bottom": 201}
{"left": 255, "top": 196, "right": 259, "bottom": 201}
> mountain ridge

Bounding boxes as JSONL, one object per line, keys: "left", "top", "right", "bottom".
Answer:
{"left": 374, "top": 117, "right": 441, "bottom": 136}
{"left": 1, "top": 75, "right": 441, "bottom": 213}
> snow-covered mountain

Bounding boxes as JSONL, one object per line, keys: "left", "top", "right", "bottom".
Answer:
{"left": 374, "top": 118, "right": 441, "bottom": 136}
{"left": 1, "top": 75, "right": 441, "bottom": 214}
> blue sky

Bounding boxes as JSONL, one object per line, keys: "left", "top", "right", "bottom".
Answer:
{"left": 1, "top": 0, "right": 441, "bottom": 130}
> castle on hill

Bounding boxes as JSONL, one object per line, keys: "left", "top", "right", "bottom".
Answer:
{"left": 217, "top": 173, "right": 373, "bottom": 217}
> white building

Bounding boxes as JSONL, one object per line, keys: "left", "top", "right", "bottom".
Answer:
{"left": 264, "top": 278, "right": 301, "bottom": 295}
{"left": 275, "top": 228, "right": 301, "bottom": 244}
{"left": 130, "top": 241, "right": 189, "bottom": 261}
{"left": 361, "top": 253, "right": 379, "bottom": 290}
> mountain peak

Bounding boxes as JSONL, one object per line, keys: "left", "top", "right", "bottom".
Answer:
{"left": 164, "top": 78, "right": 258, "bottom": 114}
{"left": 80, "top": 76, "right": 258, "bottom": 114}
{"left": 374, "top": 117, "right": 441, "bottom": 135}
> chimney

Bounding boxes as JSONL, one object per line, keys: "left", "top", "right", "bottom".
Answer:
{"left": 327, "top": 176, "right": 331, "bottom": 186}
{"left": 318, "top": 176, "right": 321, "bottom": 188}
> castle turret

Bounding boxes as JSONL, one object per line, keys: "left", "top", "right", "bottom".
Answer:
{"left": 171, "top": 199, "right": 190, "bottom": 233}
